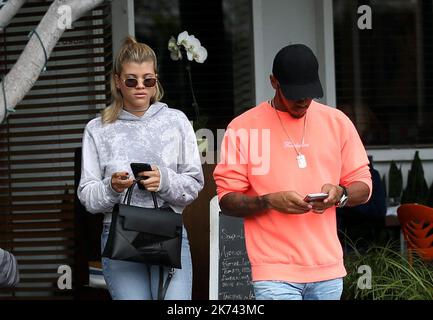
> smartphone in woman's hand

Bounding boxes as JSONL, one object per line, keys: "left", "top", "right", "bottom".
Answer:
{"left": 130, "top": 163, "right": 152, "bottom": 189}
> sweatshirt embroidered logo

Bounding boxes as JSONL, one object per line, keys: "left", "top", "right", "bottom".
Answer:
{"left": 283, "top": 140, "right": 309, "bottom": 149}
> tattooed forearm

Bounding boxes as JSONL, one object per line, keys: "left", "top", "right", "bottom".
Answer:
{"left": 219, "top": 192, "right": 269, "bottom": 218}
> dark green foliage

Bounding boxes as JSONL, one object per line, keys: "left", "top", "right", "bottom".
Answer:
{"left": 401, "top": 151, "right": 429, "bottom": 205}
{"left": 343, "top": 242, "right": 433, "bottom": 300}
{"left": 388, "top": 161, "right": 402, "bottom": 199}
{"left": 427, "top": 182, "right": 433, "bottom": 208}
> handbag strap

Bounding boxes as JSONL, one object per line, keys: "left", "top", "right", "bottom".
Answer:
{"left": 158, "top": 267, "right": 175, "bottom": 300}
{"left": 123, "top": 178, "right": 159, "bottom": 209}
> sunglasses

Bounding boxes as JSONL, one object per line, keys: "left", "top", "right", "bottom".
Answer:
{"left": 122, "top": 77, "right": 157, "bottom": 88}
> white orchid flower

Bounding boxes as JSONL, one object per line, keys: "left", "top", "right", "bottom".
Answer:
{"left": 168, "top": 36, "right": 178, "bottom": 51}
{"left": 186, "top": 50, "right": 194, "bottom": 61}
{"left": 169, "top": 31, "right": 208, "bottom": 63}
{"left": 183, "top": 35, "right": 202, "bottom": 61}
{"left": 170, "top": 50, "right": 182, "bottom": 61}
{"left": 168, "top": 36, "right": 183, "bottom": 60}
{"left": 185, "top": 35, "right": 201, "bottom": 51}
{"left": 177, "top": 31, "right": 190, "bottom": 47}
{"left": 193, "top": 46, "right": 208, "bottom": 63}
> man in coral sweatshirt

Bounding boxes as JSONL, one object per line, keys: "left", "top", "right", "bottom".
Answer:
{"left": 213, "top": 44, "right": 372, "bottom": 300}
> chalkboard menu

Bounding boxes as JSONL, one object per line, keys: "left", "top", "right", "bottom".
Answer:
{"left": 218, "top": 214, "right": 255, "bottom": 300}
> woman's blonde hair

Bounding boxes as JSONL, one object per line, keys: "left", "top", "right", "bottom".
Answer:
{"left": 102, "top": 36, "right": 164, "bottom": 123}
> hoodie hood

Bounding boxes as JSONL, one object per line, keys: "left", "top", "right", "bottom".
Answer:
{"left": 118, "top": 101, "right": 168, "bottom": 121}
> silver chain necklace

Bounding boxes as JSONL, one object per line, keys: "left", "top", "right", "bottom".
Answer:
{"left": 270, "top": 99, "right": 308, "bottom": 169}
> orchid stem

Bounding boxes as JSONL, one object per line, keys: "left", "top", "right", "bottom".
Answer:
{"left": 185, "top": 63, "right": 200, "bottom": 119}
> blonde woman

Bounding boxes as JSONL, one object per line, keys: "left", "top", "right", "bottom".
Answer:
{"left": 78, "top": 36, "right": 204, "bottom": 300}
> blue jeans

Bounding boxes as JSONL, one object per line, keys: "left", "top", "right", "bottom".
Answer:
{"left": 101, "top": 222, "right": 193, "bottom": 300}
{"left": 253, "top": 278, "right": 343, "bottom": 300}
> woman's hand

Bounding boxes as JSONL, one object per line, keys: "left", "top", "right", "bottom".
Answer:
{"left": 111, "top": 172, "right": 134, "bottom": 193}
{"left": 137, "top": 165, "right": 161, "bottom": 192}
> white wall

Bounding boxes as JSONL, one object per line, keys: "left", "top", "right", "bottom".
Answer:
{"left": 252, "top": 0, "right": 336, "bottom": 107}
{"left": 367, "top": 148, "right": 433, "bottom": 193}
{"left": 111, "top": 0, "right": 135, "bottom": 56}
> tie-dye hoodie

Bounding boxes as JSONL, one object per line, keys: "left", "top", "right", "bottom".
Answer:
{"left": 78, "top": 102, "right": 204, "bottom": 223}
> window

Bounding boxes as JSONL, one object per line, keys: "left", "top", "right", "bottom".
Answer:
{"left": 333, "top": 0, "right": 433, "bottom": 147}
{"left": 0, "top": 2, "right": 111, "bottom": 298}
{"left": 134, "top": 0, "right": 255, "bottom": 131}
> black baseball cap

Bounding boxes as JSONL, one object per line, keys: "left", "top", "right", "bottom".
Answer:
{"left": 272, "top": 44, "right": 323, "bottom": 100}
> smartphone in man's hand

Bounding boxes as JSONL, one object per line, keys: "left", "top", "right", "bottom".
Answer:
{"left": 303, "top": 193, "right": 328, "bottom": 202}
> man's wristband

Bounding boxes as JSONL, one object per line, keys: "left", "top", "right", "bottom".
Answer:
{"left": 336, "top": 185, "right": 349, "bottom": 207}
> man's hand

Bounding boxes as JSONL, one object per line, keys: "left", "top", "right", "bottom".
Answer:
{"left": 309, "top": 184, "right": 343, "bottom": 214}
{"left": 263, "top": 191, "right": 312, "bottom": 214}
{"left": 220, "top": 191, "right": 311, "bottom": 218}
{"left": 111, "top": 171, "right": 134, "bottom": 193}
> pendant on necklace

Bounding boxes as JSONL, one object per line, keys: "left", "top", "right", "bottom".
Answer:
{"left": 297, "top": 154, "right": 307, "bottom": 169}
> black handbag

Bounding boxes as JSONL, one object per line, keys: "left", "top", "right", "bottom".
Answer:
{"left": 102, "top": 179, "right": 183, "bottom": 269}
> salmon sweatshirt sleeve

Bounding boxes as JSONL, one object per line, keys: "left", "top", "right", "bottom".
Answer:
{"left": 78, "top": 102, "right": 204, "bottom": 223}
{"left": 214, "top": 101, "right": 372, "bottom": 283}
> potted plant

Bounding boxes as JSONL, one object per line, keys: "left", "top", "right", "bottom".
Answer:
{"left": 167, "top": 31, "right": 209, "bottom": 154}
